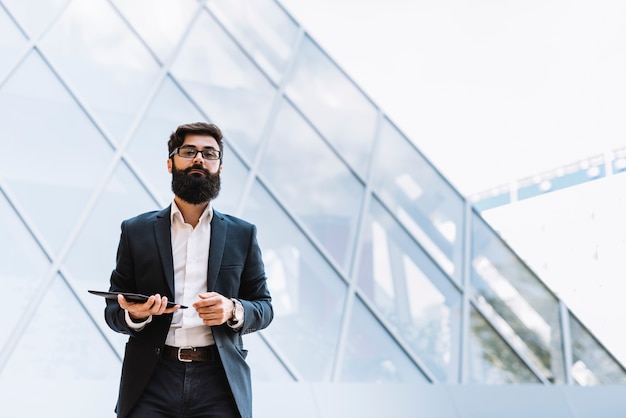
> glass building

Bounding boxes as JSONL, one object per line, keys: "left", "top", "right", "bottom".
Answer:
{"left": 0, "top": 1, "right": 624, "bottom": 417}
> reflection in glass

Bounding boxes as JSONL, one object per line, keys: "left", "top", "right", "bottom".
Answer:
{"left": 0, "top": 51, "right": 115, "bottom": 255}
{"left": 469, "top": 307, "right": 540, "bottom": 383}
{"left": 340, "top": 296, "right": 428, "bottom": 382}
{"left": 357, "top": 197, "right": 461, "bottom": 382}
{"left": 371, "top": 118, "right": 464, "bottom": 285}
{"left": 471, "top": 213, "right": 565, "bottom": 383}
{"left": 260, "top": 99, "right": 364, "bottom": 270}
{"left": 242, "top": 181, "right": 347, "bottom": 381}
{"left": 285, "top": 36, "right": 377, "bottom": 178}
{"left": 569, "top": 313, "right": 626, "bottom": 385}
{"left": 171, "top": 10, "right": 275, "bottom": 162}
{"left": 39, "top": 0, "right": 161, "bottom": 142}
{"left": 207, "top": 0, "right": 299, "bottom": 83}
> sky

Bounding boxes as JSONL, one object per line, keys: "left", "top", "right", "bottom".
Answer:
{"left": 279, "top": 0, "right": 626, "bottom": 196}
{"left": 279, "top": 0, "right": 626, "bottom": 367}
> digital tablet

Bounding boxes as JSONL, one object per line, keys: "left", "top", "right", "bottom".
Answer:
{"left": 88, "top": 290, "right": 187, "bottom": 309}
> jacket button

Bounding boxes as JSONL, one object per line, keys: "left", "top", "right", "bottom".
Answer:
{"left": 155, "top": 347, "right": 161, "bottom": 355}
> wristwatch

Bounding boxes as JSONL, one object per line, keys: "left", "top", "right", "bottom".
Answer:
{"left": 229, "top": 298, "right": 244, "bottom": 326}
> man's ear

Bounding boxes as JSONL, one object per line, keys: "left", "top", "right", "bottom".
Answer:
{"left": 167, "top": 158, "right": 172, "bottom": 174}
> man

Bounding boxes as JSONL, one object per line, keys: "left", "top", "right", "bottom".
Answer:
{"left": 104, "top": 122, "right": 273, "bottom": 418}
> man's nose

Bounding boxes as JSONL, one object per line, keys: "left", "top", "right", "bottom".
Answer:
{"left": 192, "top": 151, "right": 204, "bottom": 163}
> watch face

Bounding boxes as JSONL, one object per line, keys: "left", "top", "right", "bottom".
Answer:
{"left": 233, "top": 300, "right": 243, "bottom": 321}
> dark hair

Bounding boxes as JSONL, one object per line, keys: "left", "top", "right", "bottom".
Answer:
{"left": 168, "top": 122, "right": 224, "bottom": 157}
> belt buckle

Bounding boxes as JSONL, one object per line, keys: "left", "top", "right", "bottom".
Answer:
{"left": 177, "top": 346, "right": 195, "bottom": 362}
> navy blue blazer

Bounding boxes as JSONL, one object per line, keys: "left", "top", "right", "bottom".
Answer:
{"left": 104, "top": 206, "right": 273, "bottom": 418}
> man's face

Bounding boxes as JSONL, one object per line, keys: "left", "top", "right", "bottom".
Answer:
{"left": 168, "top": 134, "right": 222, "bottom": 204}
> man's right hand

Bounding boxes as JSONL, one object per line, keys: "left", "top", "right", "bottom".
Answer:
{"left": 118, "top": 293, "right": 180, "bottom": 321}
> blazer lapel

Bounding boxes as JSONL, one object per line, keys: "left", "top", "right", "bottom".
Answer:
{"left": 154, "top": 206, "right": 175, "bottom": 297}
{"left": 207, "top": 210, "right": 227, "bottom": 291}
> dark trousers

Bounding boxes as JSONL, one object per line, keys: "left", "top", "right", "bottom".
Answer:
{"left": 127, "top": 357, "right": 240, "bottom": 418}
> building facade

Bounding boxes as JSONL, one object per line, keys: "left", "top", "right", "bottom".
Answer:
{"left": 0, "top": 0, "right": 624, "bottom": 416}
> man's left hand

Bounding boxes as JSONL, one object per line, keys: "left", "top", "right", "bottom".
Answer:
{"left": 193, "top": 292, "right": 235, "bottom": 326}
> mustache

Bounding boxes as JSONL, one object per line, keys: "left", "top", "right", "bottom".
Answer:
{"left": 184, "top": 165, "right": 211, "bottom": 176}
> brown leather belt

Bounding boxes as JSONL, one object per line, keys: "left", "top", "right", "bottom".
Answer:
{"left": 162, "top": 345, "right": 218, "bottom": 363}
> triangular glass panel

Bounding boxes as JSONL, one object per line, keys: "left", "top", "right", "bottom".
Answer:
{"left": 356, "top": 196, "right": 462, "bottom": 383}
{"left": 0, "top": 192, "right": 51, "bottom": 345}
{"left": 0, "top": 5, "right": 28, "bottom": 78}
{"left": 110, "top": 0, "right": 198, "bottom": 64}
{"left": 171, "top": 9, "right": 275, "bottom": 162}
{"left": 468, "top": 305, "right": 541, "bottom": 383}
{"left": 284, "top": 35, "right": 378, "bottom": 179}
{"left": 260, "top": 98, "right": 364, "bottom": 270}
{"left": 242, "top": 180, "right": 347, "bottom": 381}
{"left": 1, "top": 0, "right": 70, "bottom": 40}
{"left": 471, "top": 211, "right": 565, "bottom": 383}
{"left": 63, "top": 159, "right": 159, "bottom": 356}
{"left": 0, "top": 50, "right": 115, "bottom": 255}
{"left": 207, "top": 0, "right": 299, "bottom": 83}
{"left": 569, "top": 312, "right": 626, "bottom": 385}
{"left": 371, "top": 118, "right": 465, "bottom": 285}
{"left": 0, "top": 274, "right": 121, "bottom": 418}
{"left": 38, "top": 0, "right": 162, "bottom": 143}
{"left": 339, "top": 295, "right": 428, "bottom": 382}
{"left": 245, "top": 332, "right": 295, "bottom": 382}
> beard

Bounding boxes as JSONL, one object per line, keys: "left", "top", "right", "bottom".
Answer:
{"left": 171, "top": 161, "right": 220, "bottom": 204}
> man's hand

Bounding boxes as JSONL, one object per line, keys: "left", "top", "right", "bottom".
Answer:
{"left": 193, "top": 292, "right": 234, "bottom": 326}
{"left": 118, "top": 293, "right": 180, "bottom": 321}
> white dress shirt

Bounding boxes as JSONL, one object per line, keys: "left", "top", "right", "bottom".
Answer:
{"left": 125, "top": 201, "right": 221, "bottom": 347}
{"left": 166, "top": 200, "right": 215, "bottom": 347}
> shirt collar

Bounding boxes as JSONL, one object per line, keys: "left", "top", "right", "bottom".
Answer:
{"left": 170, "top": 200, "right": 213, "bottom": 225}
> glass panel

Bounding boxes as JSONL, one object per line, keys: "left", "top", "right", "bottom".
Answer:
{"left": 126, "top": 76, "right": 209, "bottom": 206}
{"left": 0, "top": 51, "right": 115, "bottom": 255}
{"left": 244, "top": 333, "right": 294, "bottom": 382}
{"left": 110, "top": 0, "right": 198, "bottom": 63}
{"left": 569, "top": 313, "right": 626, "bottom": 385}
{"left": 212, "top": 145, "right": 249, "bottom": 215}
{"left": 0, "top": 193, "right": 51, "bottom": 345}
{"left": 260, "top": 99, "right": 364, "bottom": 270}
{"left": 242, "top": 181, "right": 347, "bottom": 381}
{"left": 468, "top": 306, "right": 541, "bottom": 384}
{"left": 207, "top": 0, "right": 299, "bottom": 83}
{"left": 471, "top": 212, "right": 565, "bottom": 383}
{"left": 0, "top": 275, "right": 121, "bottom": 418}
{"left": 0, "top": 5, "right": 28, "bottom": 78}
{"left": 1, "top": 0, "right": 69, "bottom": 39}
{"left": 339, "top": 296, "right": 429, "bottom": 382}
{"left": 372, "top": 118, "right": 464, "bottom": 285}
{"left": 285, "top": 36, "right": 377, "bottom": 178}
{"left": 171, "top": 10, "right": 276, "bottom": 162}
{"left": 39, "top": 0, "right": 162, "bottom": 142}
{"left": 356, "top": 197, "right": 462, "bottom": 382}
{"left": 63, "top": 160, "right": 159, "bottom": 357}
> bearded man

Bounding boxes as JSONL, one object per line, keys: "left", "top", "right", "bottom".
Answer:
{"left": 104, "top": 122, "right": 273, "bottom": 418}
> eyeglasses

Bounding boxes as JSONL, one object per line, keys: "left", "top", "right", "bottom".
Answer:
{"left": 169, "top": 146, "right": 221, "bottom": 160}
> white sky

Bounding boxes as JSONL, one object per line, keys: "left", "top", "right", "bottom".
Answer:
{"left": 280, "top": 0, "right": 626, "bottom": 196}
{"left": 280, "top": 0, "right": 626, "bottom": 368}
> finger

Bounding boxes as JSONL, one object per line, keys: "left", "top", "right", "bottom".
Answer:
{"left": 155, "top": 296, "right": 169, "bottom": 315}
{"left": 117, "top": 294, "right": 128, "bottom": 308}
